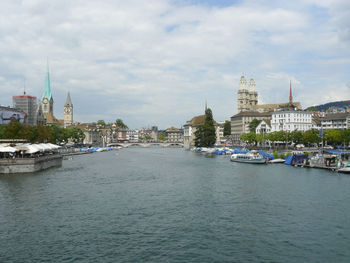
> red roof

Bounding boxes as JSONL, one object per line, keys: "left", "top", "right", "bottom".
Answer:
{"left": 13, "top": 95, "right": 37, "bottom": 99}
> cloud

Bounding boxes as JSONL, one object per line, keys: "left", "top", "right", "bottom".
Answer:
{"left": 0, "top": 0, "right": 349, "bottom": 129}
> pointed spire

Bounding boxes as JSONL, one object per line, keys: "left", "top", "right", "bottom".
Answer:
{"left": 42, "top": 59, "right": 52, "bottom": 100}
{"left": 65, "top": 92, "right": 72, "bottom": 106}
{"left": 23, "top": 78, "right": 26, "bottom": 95}
{"left": 289, "top": 80, "right": 293, "bottom": 104}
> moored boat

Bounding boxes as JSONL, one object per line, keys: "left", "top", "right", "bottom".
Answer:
{"left": 230, "top": 151, "right": 267, "bottom": 164}
{"left": 338, "top": 162, "right": 350, "bottom": 174}
{"left": 269, "top": 158, "right": 285, "bottom": 164}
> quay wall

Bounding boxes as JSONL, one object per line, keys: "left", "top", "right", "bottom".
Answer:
{"left": 0, "top": 155, "right": 63, "bottom": 174}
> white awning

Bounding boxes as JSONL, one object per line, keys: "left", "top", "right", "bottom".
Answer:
{"left": 0, "top": 145, "right": 19, "bottom": 152}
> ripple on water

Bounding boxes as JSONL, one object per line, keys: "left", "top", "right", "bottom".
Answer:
{"left": 1, "top": 148, "right": 350, "bottom": 262}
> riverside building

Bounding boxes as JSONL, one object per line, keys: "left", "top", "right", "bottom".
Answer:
{"left": 183, "top": 115, "right": 223, "bottom": 149}
{"left": 166, "top": 127, "right": 184, "bottom": 143}
{"left": 12, "top": 94, "right": 45, "bottom": 125}
{"left": 271, "top": 105, "right": 312, "bottom": 132}
{"left": 231, "top": 77, "right": 303, "bottom": 142}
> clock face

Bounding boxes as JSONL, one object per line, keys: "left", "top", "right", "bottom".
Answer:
{"left": 42, "top": 98, "right": 48, "bottom": 104}
{"left": 64, "top": 107, "right": 71, "bottom": 114}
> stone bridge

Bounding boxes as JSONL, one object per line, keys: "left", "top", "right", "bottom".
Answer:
{"left": 107, "top": 142, "right": 184, "bottom": 148}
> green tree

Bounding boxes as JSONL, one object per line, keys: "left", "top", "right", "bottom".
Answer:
{"left": 240, "top": 132, "right": 256, "bottom": 144}
{"left": 223, "top": 121, "right": 231, "bottom": 136}
{"left": 115, "top": 119, "right": 128, "bottom": 129}
{"left": 342, "top": 129, "right": 350, "bottom": 145}
{"left": 49, "top": 125, "right": 67, "bottom": 144}
{"left": 194, "top": 125, "right": 204, "bottom": 147}
{"left": 248, "top": 119, "right": 261, "bottom": 133}
{"left": 290, "top": 130, "right": 303, "bottom": 144}
{"left": 97, "top": 120, "right": 106, "bottom": 127}
{"left": 302, "top": 129, "right": 321, "bottom": 146}
{"left": 194, "top": 108, "right": 216, "bottom": 147}
{"left": 2, "top": 119, "right": 23, "bottom": 139}
{"left": 0, "top": 125, "right": 5, "bottom": 138}
{"left": 158, "top": 133, "right": 166, "bottom": 141}
{"left": 66, "top": 126, "right": 85, "bottom": 143}
{"left": 255, "top": 133, "right": 263, "bottom": 143}
{"left": 37, "top": 125, "right": 52, "bottom": 143}
{"left": 325, "top": 129, "right": 342, "bottom": 146}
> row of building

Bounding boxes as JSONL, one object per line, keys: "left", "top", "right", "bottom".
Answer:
{"left": 1, "top": 64, "right": 186, "bottom": 146}
{"left": 231, "top": 76, "right": 350, "bottom": 144}
{"left": 183, "top": 75, "right": 350, "bottom": 148}
{"left": 80, "top": 125, "right": 184, "bottom": 146}
{"left": 0, "top": 64, "right": 73, "bottom": 129}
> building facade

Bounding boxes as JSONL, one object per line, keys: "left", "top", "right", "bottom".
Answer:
{"left": 315, "top": 113, "right": 350, "bottom": 130}
{"left": 230, "top": 111, "right": 272, "bottom": 144}
{"left": 166, "top": 127, "right": 184, "bottom": 143}
{"left": 126, "top": 130, "right": 139, "bottom": 142}
{"left": 271, "top": 105, "right": 312, "bottom": 132}
{"left": 255, "top": 119, "right": 271, "bottom": 134}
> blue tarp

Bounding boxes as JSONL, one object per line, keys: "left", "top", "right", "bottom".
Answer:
{"left": 285, "top": 155, "right": 293, "bottom": 165}
{"left": 258, "top": 150, "right": 274, "bottom": 160}
{"left": 230, "top": 148, "right": 249, "bottom": 154}
{"left": 214, "top": 150, "right": 223, "bottom": 155}
{"left": 285, "top": 154, "right": 307, "bottom": 165}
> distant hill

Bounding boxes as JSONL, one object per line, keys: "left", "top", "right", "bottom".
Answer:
{"left": 306, "top": 100, "right": 350, "bottom": 112}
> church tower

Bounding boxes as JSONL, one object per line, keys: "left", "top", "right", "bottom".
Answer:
{"left": 248, "top": 78, "right": 258, "bottom": 108}
{"left": 41, "top": 63, "right": 54, "bottom": 116}
{"left": 237, "top": 75, "right": 249, "bottom": 112}
{"left": 64, "top": 92, "right": 73, "bottom": 128}
{"left": 237, "top": 75, "right": 259, "bottom": 112}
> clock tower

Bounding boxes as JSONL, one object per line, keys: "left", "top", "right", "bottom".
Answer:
{"left": 64, "top": 92, "right": 73, "bottom": 128}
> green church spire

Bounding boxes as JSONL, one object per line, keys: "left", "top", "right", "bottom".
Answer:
{"left": 42, "top": 61, "right": 52, "bottom": 100}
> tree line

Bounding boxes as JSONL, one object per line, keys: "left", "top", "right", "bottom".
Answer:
{"left": 240, "top": 129, "right": 350, "bottom": 147}
{"left": 0, "top": 120, "right": 85, "bottom": 144}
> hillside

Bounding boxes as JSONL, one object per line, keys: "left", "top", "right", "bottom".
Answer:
{"left": 306, "top": 100, "right": 350, "bottom": 111}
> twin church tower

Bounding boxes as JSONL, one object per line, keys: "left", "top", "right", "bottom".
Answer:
{"left": 41, "top": 63, "right": 73, "bottom": 128}
{"left": 237, "top": 75, "right": 258, "bottom": 112}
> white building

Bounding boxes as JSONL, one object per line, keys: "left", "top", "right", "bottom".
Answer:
{"left": 255, "top": 119, "right": 271, "bottom": 134}
{"left": 166, "top": 127, "right": 184, "bottom": 143}
{"left": 318, "top": 113, "right": 350, "bottom": 130}
{"left": 126, "top": 130, "right": 139, "bottom": 142}
{"left": 271, "top": 105, "right": 312, "bottom": 132}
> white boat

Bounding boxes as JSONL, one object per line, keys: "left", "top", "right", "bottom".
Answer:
{"left": 338, "top": 162, "right": 350, "bottom": 174}
{"left": 269, "top": 158, "right": 285, "bottom": 164}
{"left": 230, "top": 151, "right": 267, "bottom": 164}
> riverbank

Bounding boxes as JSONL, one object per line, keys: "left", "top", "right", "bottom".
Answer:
{"left": 0, "top": 154, "right": 62, "bottom": 174}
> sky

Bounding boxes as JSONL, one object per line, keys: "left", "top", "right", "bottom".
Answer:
{"left": 0, "top": 0, "right": 349, "bottom": 129}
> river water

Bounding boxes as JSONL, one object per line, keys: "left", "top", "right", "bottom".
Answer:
{"left": 1, "top": 148, "right": 350, "bottom": 262}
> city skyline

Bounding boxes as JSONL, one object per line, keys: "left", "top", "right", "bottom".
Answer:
{"left": 0, "top": 0, "right": 349, "bottom": 129}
